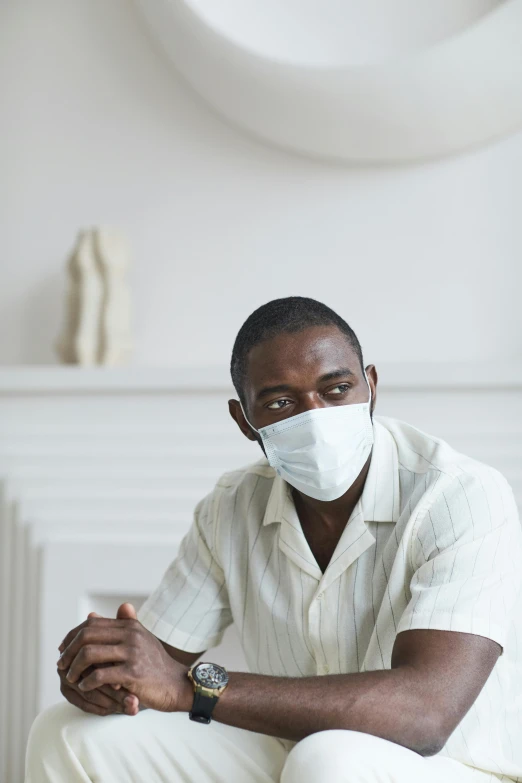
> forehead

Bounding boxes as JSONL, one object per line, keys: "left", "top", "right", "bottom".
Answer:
{"left": 245, "top": 325, "right": 359, "bottom": 390}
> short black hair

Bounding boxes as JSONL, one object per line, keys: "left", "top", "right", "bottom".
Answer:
{"left": 230, "top": 296, "right": 365, "bottom": 407}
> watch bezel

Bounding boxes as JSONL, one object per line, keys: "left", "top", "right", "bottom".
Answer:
{"left": 191, "top": 661, "right": 229, "bottom": 691}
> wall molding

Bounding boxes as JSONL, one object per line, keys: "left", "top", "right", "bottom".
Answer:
{"left": 1, "top": 362, "right": 522, "bottom": 395}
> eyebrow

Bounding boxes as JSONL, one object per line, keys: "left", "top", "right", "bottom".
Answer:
{"left": 256, "top": 368, "right": 356, "bottom": 401}
{"left": 319, "top": 368, "right": 356, "bottom": 384}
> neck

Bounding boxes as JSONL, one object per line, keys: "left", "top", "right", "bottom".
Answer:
{"left": 292, "top": 450, "right": 372, "bottom": 531}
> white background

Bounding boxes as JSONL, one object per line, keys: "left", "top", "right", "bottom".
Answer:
{"left": 2, "top": 0, "right": 522, "bottom": 369}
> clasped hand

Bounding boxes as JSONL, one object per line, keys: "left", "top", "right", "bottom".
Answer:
{"left": 57, "top": 603, "right": 190, "bottom": 717}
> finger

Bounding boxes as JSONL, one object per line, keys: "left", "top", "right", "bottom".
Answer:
{"left": 71, "top": 676, "right": 138, "bottom": 716}
{"left": 112, "top": 604, "right": 138, "bottom": 689}
{"left": 60, "top": 668, "right": 137, "bottom": 716}
{"left": 60, "top": 665, "right": 121, "bottom": 703}
{"left": 97, "top": 662, "right": 123, "bottom": 692}
{"left": 99, "top": 686, "right": 140, "bottom": 715}
{"left": 80, "top": 685, "right": 139, "bottom": 716}
{"left": 77, "top": 664, "right": 130, "bottom": 693}
{"left": 117, "top": 603, "right": 137, "bottom": 620}
{"left": 58, "top": 622, "right": 127, "bottom": 672}
{"left": 61, "top": 682, "right": 113, "bottom": 717}
{"left": 79, "top": 685, "right": 122, "bottom": 712}
{"left": 59, "top": 619, "right": 89, "bottom": 654}
{"left": 59, "top": 616, "right": 129, "bottom": 654}
{"left": 99, "top": 685, "right": 139, "bottom": 711}
{"left": 58, "top": 616, "right": 106, "bottom": 654}
{"left": 122, "top": 694, "right": 140, "bottom": 716}
{"left": 65, "top": 644, "right": 127, "bottom": 685}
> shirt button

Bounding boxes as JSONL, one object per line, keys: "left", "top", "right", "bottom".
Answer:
{"left": 317, "top": 592, "right": 324, "bottom": 600}
{"left": 321, "top": 664, "right": 330, "bottom": 674}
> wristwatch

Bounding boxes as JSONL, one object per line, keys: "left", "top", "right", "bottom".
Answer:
{"left": 187, "top": 662, "right": 229, "bottom": 724}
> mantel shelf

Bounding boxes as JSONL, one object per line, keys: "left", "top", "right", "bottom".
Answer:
{"left": 0, "top": 363, "right": 521, "bottom": 395}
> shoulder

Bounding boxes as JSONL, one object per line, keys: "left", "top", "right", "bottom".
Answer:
{"left": 376, "top": 416, "right": 519, "bottom": 552}
{"left": 376, "top": 415, "right": 479, "bottom": 478}
{"left": 202, "top": 457, "right": 277, "bottom": 522}
{"left": 215, "top": 456, "right": 276, "bottom": 489}
{"left": 190, "top": 458, "right": 276, "bottom": 556}
{"left": 215, "top": 456, "right": 276, "bottom": 502}
{"left": 376, "top": 414, "right": 515, "bottom": 497}
{"left": 192, "top": 458, "right": 277, "bottom": 561}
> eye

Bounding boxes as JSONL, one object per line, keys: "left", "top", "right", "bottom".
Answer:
{"left": 328, "top": 384, "right": 351, "bottom": 395}
{"left": 266, "top": 399, "right": 291, "bottom": 410}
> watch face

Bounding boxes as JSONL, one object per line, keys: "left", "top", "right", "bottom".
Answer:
{"left": 193, "top": 662, "right": 229, "bottom": 690}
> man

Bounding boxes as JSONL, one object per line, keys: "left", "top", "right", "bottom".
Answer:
{"left": 26, "top": 297, "right": 522, "bottom": 783}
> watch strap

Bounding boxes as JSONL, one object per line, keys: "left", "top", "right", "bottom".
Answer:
{"left": 189, "top": 687, "right": 219, "bottom": 724}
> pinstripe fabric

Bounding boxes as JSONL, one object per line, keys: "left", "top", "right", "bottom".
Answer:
{"left": 138, "top": 415, "right": 522, "bottom": 783}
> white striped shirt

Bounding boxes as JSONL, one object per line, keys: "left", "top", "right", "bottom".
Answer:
{"left": 138, "top": 415, "right": 522, "bottom": 781}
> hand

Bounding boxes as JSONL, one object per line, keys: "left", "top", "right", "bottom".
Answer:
{"left": 58, "top": 664, "right": 139, "bottom": 717}
{"left": 58, "top": 607, "right": 140, "bottom": 716}
{"left": 57, "top": 603, "right": 192, "bottom": 713}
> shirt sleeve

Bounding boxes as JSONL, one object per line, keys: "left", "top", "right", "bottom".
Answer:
{"left": 137, "top": 489, "right": 233, "bottom": 653}
{"left": 396, "top": 469, "right": 522, "bottom": 656}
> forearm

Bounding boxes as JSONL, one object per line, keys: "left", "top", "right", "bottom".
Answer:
{"left": 182, "top": 667, "right": 444, "bottom": 756}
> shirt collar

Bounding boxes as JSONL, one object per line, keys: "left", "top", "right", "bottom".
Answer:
{"left": 262, "top": 415, "right": 400, "bottom": 526}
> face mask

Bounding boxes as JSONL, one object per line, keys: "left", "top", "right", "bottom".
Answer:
{"left": 240, "top": 371, "right": 374, "bottom": 502}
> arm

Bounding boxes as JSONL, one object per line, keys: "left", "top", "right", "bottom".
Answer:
{"left": 187, "top": 628, "right": 501, "bottom": 756}
{"left": 59, "top": 619, "right": 500, "bottom": 757}
{"left": 161, "top": 640, "right": 202, "bottom": 668}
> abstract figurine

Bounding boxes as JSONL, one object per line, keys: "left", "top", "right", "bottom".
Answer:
{"left": 56, "top": 227, "right": 132, "bottom": 365}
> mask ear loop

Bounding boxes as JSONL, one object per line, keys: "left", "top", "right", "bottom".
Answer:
{"left": 364, "top": 369, "right": 372, "bottom": 406}
{"left": 239, "top": 399, "right": 259, "bottom": 435}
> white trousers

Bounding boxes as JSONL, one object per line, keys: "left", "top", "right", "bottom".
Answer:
{"left": 26, "top": 702, "right": 501, "bottom": 783}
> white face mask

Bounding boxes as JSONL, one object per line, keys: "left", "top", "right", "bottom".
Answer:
{"left": 240, "top": 370, "right": 374, "bottom": 502}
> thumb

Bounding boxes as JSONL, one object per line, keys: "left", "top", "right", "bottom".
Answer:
{"left": 117, "top": 602, "right": 138, "bottom": 621}
{"left": 96, "top": 604, "right": 138, "bottom": 693}
{"left": 114, "top": 604, "right": 138, "bottom": 690}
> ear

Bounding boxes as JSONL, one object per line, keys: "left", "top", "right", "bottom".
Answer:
{"left": 228, "top": 399, "right": 258, "bottom": 442}
{"left": 365, "top": 364, "right": 378, "bottom": 416}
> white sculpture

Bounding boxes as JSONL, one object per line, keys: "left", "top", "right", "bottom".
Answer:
{"left": 135, "top": 0, "right": 522, "bottom": 162}
{"left": 56, "top": 228, "right": 133, "bottom": 365}
{"left": 93, "top": 228, "right": 133, "bottom": 366}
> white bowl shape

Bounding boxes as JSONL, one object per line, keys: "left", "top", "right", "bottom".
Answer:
{"left": 135, "top": 0, "right": 522, "bottom": 163}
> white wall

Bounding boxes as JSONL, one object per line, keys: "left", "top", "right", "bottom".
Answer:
{"left": 1, "top": 0, "right": 521, "bottom": 368}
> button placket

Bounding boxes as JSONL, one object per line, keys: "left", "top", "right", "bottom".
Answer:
{"left": 309, "top": 588, "right": 331, "bottom": 675}
{"left": 307, "top": 589, "right": 324, "bottom": 669}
